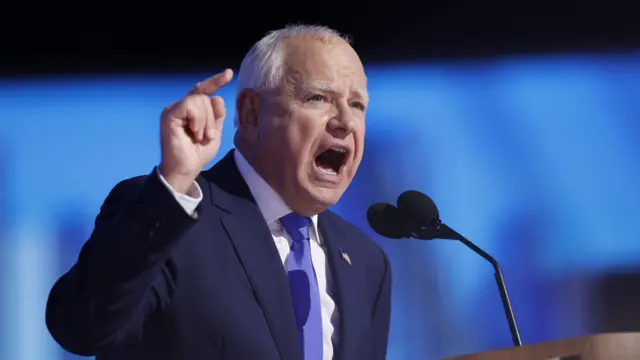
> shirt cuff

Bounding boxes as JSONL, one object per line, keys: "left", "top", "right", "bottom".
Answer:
{"left": 156, "top": 168, "right": 203, "bottom": 216}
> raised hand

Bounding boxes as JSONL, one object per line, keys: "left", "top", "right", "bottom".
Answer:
{"left": 159, "top": 69, "right": 233, "bottom": 194}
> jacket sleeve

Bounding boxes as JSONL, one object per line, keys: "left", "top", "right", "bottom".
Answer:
{"left": 45, "top": 169, "right": 200, "bottom": 355}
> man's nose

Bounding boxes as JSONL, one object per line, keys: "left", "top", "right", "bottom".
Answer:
{"left": 327, "top": 106, "right": 356, "bottom": 139}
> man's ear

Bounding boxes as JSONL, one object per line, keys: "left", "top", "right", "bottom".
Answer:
{"left": 236, "top": 89, "right": 261, "bottom": 143}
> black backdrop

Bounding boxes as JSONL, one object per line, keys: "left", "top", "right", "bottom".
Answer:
{"left": 2, "top": 0, "right": 640, "bottom": 75}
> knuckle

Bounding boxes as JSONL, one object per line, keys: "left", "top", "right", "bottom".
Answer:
{"left": 192, "top": 82, "right": 205, "bottom": 94}
{"left": 161, "top": 102, "right": 176, "bottom": 118}
{"left": 187, "top": 94, "right": 206, "bottom": 107}
{"left": 185, "top": 97, "right": 205, "bottom": 115}
{"left": 195, "top": 94, "right": 210, "bottom": 105}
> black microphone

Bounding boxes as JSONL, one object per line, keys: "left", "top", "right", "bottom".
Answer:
{"left": 367, "top": 190, "right": 522, "bottom": 347}
{"left": 366, "top": 203, "right": 410, "bottom": 239}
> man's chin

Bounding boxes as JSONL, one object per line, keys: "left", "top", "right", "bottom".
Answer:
{"left": 306, "top": 185, "right": 345, "bottom": 208}
{"left": 288, "top": 178, "right": 349, "bottom": 215}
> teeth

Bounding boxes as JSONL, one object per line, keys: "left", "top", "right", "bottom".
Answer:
{"left": 318, "top": 166, "right": 338, "bottom": 176}
{"left": 331, "top": 147, "right": 346, "bottom": 153}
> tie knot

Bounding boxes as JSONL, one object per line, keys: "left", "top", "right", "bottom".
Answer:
{"left": 280, "top": 213, "right": 312, "bottom": 242}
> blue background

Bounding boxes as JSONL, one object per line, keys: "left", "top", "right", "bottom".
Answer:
{"left": 1, "top": 52, "right": 639, "bottom": 359}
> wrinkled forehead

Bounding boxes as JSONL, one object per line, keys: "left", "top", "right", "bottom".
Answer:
{"left": 281, "top": 37, "right": 368, "bottom": 98}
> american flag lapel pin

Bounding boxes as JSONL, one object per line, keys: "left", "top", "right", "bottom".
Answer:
{"left": 340, "top": 247, "right": 351, "bottom": 266}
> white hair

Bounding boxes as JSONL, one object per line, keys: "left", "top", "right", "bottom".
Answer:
{"left": 234, "top": 24, "right": 350, "bottom": 127}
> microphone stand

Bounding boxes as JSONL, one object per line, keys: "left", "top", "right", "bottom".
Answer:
{"left": 412, "top": 221, "right": 522, "bottom": 347}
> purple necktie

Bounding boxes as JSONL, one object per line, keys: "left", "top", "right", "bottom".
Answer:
{"left": 280, "top": 213, "right": 323, "bottom": 360}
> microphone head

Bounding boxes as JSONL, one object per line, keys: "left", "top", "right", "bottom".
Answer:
{"left": 366, "top": 203, "right": 410, "bottom": 239}
{"left": 397, "top": 190, "right": 440, "bottom": 227}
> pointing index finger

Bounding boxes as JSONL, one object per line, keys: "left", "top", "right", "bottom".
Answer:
{"left": 190, "top": 69, "right": 234, "bottom": 96}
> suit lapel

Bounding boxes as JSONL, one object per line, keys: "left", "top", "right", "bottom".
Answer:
{"left": 318, "top": 211, "right": 366, "bottom": 360}
{"left": 201, "top": 151, "right": 301, "bottom": 360}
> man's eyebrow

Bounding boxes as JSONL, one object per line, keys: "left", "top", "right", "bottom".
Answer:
{"left": 300, "top": 82, "right": 369, "bottom": 101}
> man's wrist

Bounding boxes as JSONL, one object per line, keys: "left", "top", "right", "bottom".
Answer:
{"left": 159, "top": 164, "right": 196, "bottom": 195}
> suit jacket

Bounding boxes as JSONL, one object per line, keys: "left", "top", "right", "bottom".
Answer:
{"left": 45, "top": 150, "right": 392, "bottom": 360}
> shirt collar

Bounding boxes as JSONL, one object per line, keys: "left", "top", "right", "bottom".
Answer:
{"left": 233, "top": 150, "right": 320, "bottom": 241}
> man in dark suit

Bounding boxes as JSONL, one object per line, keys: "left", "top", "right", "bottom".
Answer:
{"left": 46, "top": 24, "right": 391, "bottom": 360}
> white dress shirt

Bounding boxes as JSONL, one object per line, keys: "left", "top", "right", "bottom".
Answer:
{"left": 157, "top": 150, "right": 338, "bottom": 360}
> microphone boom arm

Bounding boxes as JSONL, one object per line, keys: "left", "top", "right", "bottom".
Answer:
{"left": 412, "top": 221, "right": 523, "bottom": 347}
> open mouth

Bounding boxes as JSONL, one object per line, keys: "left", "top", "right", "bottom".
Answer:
{"left": 314, "top": 147, "right": 348, "bottom": 176}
